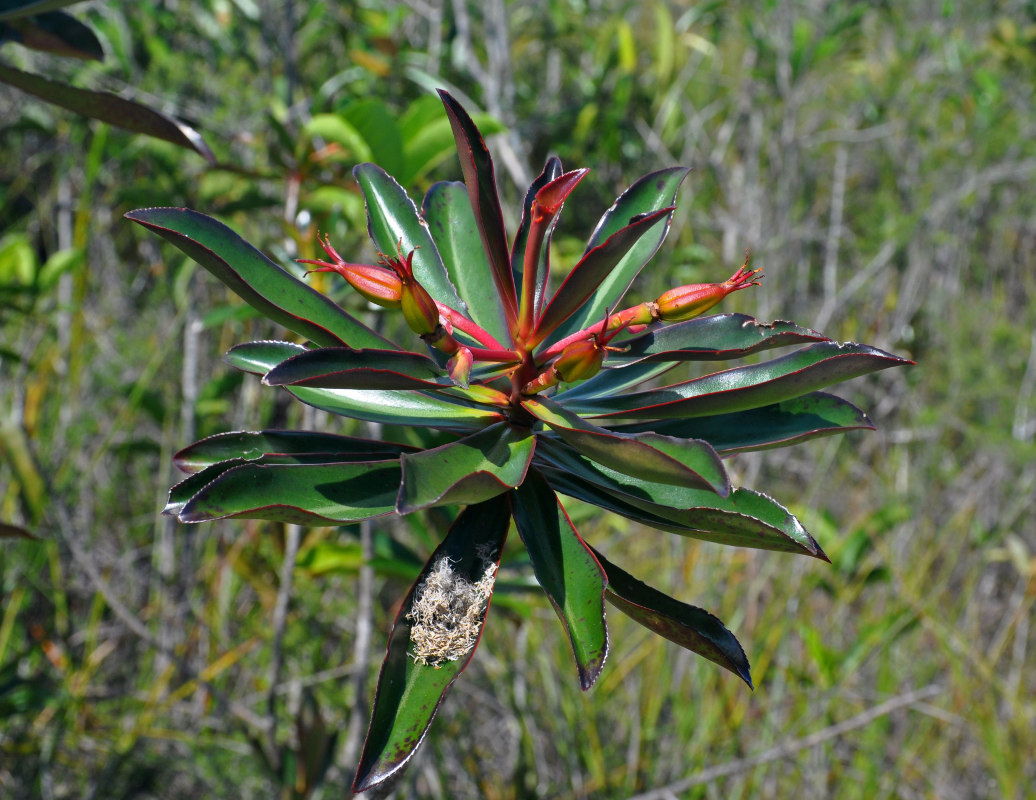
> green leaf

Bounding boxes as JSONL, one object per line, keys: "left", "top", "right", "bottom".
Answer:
{"left": 176, "top": 460, "right": 402, "bottom": 524}
{"left": 304, "top": 114, "right": 373, "bottom": 162}
{"left": 341, "top": 99, "right": 405, "bottom": 180}
{"left": 612, "top": 392, "right": 874, "bottom": 454}
{"left": 352, "top": 163, "right": 466, "bottom": 314}
{"left": 509, "top": 470, "right": 608, "bottom": 689}
{"left": 126, "top": 209, "right": 390, "bottom": 349}
{"left": 173, "top": 430, "right": 416, "bottom": 473}
{"left": 554, "top": 360, "right": 678, "bottom": 401}
{"left": 437, "top": 90, "right": 517, "bottom": 329}
{"left": 536, "top": 440, "right": 824, "bottom": 558}
{"left": 2, "top": 11, "right": 103, "bottom": 61}
{"left": 423, "top": 181, "right": 510, "bottom": 345}
{"left": 354, "top": 497, "right": 511, "bottom": 792}
{"left": 225, "top": 342, "right": 504, "bottom": 430}
{"left": 605, "top": 314, "right": 828, "bottom": 366}
{"left": 0, "top": 66, "right": 214, "bottom": 160}
{"left": 0, "top": 1, "right": 89, "bottom": 23}
{"left": 523, "top": 396, "right": 729, "bottom": 496}
{"left": 534, "top": 207, "right": 673, "bottom": 345}
{"left": 548, "top": 167, "right": 689, "bottom": 344}
{"left": 592, "top": 547, "right": 752, "bottom": 687}
{"left": 397, "top": 423, "right": 535, "bottom": 513}
{"left": 263, "top": 347, "right": 449, "bottom": 391}
{"left": 567, "top": 342, "right": 913, "bottom": 420}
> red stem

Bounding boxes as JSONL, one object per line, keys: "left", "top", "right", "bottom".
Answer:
{"left": 435, "top": 302, "right": 507, "bottom": 350}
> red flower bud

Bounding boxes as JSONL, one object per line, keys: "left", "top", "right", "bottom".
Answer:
{"left": 299, "top": 235, "right": 402, "bottom": 308}
{"left": 656, "top": 257, "right": 762, "bottom": 322}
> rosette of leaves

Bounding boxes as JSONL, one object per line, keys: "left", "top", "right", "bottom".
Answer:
{"left": 127, "top": 90, "right": 910, "bottom": 792}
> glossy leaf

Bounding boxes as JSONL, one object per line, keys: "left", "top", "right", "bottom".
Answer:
{"left": 0, "top": 0, "right": 90, "bottom": 22}
{"left": 550, "top": 167, "right": 689, "bottom": 344}
{"left": 593, "top": 547, "right": 752, "bottom": 687}
{"left": 423, "top": 181, "right": 509, "bottom": 345}
{"left": 354, "top": 497, "right": 511, "bottom": 792}
{"left": 437, "top": 89, "right": 517, "bottom": 328}
{"left": 534, "top": 207, "right": 674, "bottom": 345}
{"left": 225, "top": 342, "right": 504, "bottom": 430}
{"left": 605, "top": 314, "right": 828, "bottom": 365}
{"left": 612, "top": 392, "right": 874, "bottom": 453}
{"left": 523, "top": 396, "right": 729, "bottom": 496}
{"left": 263, "top": 347, "right": 449, "bottom": 391}
{"left": 353, "top": 163, "right": 466, "bottom": 315}
{"left": 509, "top": 470, "right": 608, "bottom": 689}
{"left": 397, "top": 423, "right": 534, "bottom": 513}
{"left": 176, "top": 460, "right": 402, "bottom": 524}
{"left": 173, "top": 430, "right": 416, "bottom": 473}
{"left": 126, "top": 209, "right": 389, "bottom": 349}
{"left": 536, "top": 440, "right": 824, "bottom": 558}
{"left": 567, "top": 342, "right": 912, "bottom": 420}
{"left": 554, "top": 359, "right": 678, "bottom": 401}
{"left": 2, "top": 11, "right": 103, "bottom": 60}
{"left": 1, "top": 65, "right": 215, "bottom": 160}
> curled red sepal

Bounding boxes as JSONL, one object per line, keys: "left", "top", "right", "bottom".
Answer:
{"left": 379, "top": 242, "right": 441, "bottom": 337}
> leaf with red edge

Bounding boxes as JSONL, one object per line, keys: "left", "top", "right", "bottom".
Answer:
{"left": 593, "top": 547, "right": 752, "bottom": 686}
{"left": 2, "top": 11, "right": 103, "bottom": 60}
{"left": 533, "top": 207, "right": 673, "bottom": 346}
{"left": 224, "top": 341, "right": 503, "bottom": 430}
{"left": 126, "top": 209, "right": 390, "bottom": 349}
{"left": 397, "top": 423, "right": 534, "bottom": 513}
{"left": 1, "top": 521, "right": 35, "bottom": 539}
{"left": 174, "top": 459, "right": 401, "bottom": 524}
{"left": 263, "top": 347, "right": 450, "bottom": 391}
{"left": 523, "top": 396, "right": 729, "bottom": 496}
{"left": 173, "top": 430, "right": 416, "bottom": 473}
{"left": 536, "top": 440, "right": 824, "bottom": 558}
{"left": 1, "top": 66, "right": 213, "bottom": 159}
{"left": 605, "top": 314, "right": 828, "bottom": 366}
{"left": 566, "top": 342, "right": 913, "bottom": 420}
{"left": 509, "top": 470, "right": 608, "bottom": 689}
{"left": 611, "top": 392, "right": 874, "bottom": 454}
{"left": 0, "top": 1, "right": 90, "bottom": 23}
{"left": 437, "top": 89, "right": 517, "bottom": 329}
{"left": 353, "top": 497, "right": 511, "bottom": 793}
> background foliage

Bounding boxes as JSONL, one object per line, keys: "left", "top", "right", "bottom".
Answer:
{"left": 2, "top": 1, "right": 1034, "bottom": 798}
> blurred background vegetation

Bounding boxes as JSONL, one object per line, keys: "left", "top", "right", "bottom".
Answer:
{"left": 2, "top": 1, "right": 1034, "bottom": 797}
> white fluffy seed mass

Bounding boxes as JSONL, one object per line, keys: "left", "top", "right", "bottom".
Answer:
{"left": 406, "top": 551, "right": 498, "bottom": 667}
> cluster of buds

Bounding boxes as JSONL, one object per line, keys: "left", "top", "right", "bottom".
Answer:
{"left": 521, "top": 314, "right": 632, "bottom": 395}
{"left": 303, "top": 236, "right": 761, "bottom": 398}
{"left": 522, "top": 257, "right": 762, "bottom": 394}
{"left": 301, "top": 237, "right": 476, "bottom": 386}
